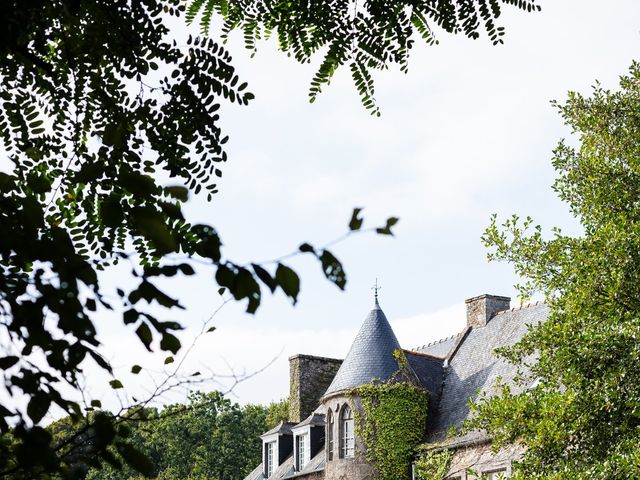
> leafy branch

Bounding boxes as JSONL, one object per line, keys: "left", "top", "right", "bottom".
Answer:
{"left": 187, "top": 0, "right": 541, "bottom": 115}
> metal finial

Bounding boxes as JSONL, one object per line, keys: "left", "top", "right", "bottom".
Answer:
{"left": 372, "top": 278, "right": 381, "bottom": 303}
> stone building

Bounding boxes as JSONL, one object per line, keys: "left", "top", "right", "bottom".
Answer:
{"left": 243, "top": 294, "right": 548, "bottom": 480}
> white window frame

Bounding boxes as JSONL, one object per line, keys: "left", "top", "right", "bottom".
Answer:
{"left": 327, "top": 410, "right": 334, "bottom": 461}
{"left": 265, "top": 440, "right": 276, "bottom": 478}
{"left": 295, "top": 432, "right": 309, "bottom": 471}
{"left": 340, "top": 405, "right": 355, "bottom": 458}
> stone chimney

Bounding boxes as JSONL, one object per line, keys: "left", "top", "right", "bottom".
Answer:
{"left": 465, "top": 294, "right": 511, "bottom": 328}
{"left": 288, "top": 354, "right": 342, "bottom": 423}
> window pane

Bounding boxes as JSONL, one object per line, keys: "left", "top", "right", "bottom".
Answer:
{"left": 328, "top": 411, "right": 334, "bottom": 461}
{"left": 266, "top": 441, "right": 275, "bottom": 477}
{"left": 296, "top": 434, "right": 307, "bottom": 470}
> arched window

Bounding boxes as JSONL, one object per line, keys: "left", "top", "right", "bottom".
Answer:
{"left": 340, "top": 405, "right": 355, "bottom": 458}
{"left": 327, "top": 410, "right": 334, "bottom": 461}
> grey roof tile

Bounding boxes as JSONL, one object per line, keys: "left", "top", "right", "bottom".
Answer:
{"left": 243, "top": 463, "right": 266, "bottom": 480}
{"left": 260, "top": 421, "right": 296, "bottom": 438}
{"left": 323, "top": 300, "right": 405, "bottom": 396}
{"left": 404, "top": 351, "right": 445, "bottom": 417}
{"left": 293, "top": 413, "right": 325, "bottom": 429}
{"left": 426, "top": 303, "right": 549, "bottom": 444}
{"left": 282, "top": 450, "right": 326, "bottom": 478}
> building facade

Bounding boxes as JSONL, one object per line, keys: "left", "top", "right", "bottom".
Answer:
{"left": 243, "top": 294, "right": 548, "bottom": 480}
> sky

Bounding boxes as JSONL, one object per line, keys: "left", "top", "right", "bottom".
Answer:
{"left": 11, "top": 0, "right": 640, "bottom": 419}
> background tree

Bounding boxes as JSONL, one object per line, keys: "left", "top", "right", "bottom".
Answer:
{"left": 0, "top": 392, "right": 286, "bottom": 480}
{"left": 468, "top": 61, "right": 640, "bottom": 479}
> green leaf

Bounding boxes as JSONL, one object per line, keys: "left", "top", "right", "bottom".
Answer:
{"left": 275, "top": 263, "right": 300, "bottom": 304}
{"left": 349, "top": 207, "right": 364, "bottom": 231}
{"left": 134, "top": 212, "right": 178, "bottom": 254}
{"left": 178, "top": 263, "right": 196, "bottom": 275}
{"left": 123, "top": 309, "right": 139, "bottom": 325}
{"left": 160, "top": 333, "right": 181, "bottom": 354}
{"left": 252, "top": 263, "right": 276, "bottom": 292}
{"left": 131, "top": 365, "right": 142, "bottom": 374}
{"left": 27, "top": 395, "right": 51, "bottom": 424}
{"left": 91, "top": 400, "right": 102, "bottom": 408}
{"left": 135, "top": 322, "right": 153, "bottom": 351}
{"left": 164, "top": 356, "right": 174, "bottom": 364}
{"left": 298, "top": 243, "right": 315, "bottom": 253}
{"left": 109, "top": 379, "right": 124, "bottom": 389}
{"left": 101, "top": 195, "right": 124, "bottom": 228}
{"left": 319, "top": 250, "right": 346, "bottom": 290}
{"left": 165, "top": 185, "right": 189, "bottom": 202}
{"left": 376, "top": 217, "right": 400, "bottom": 235}
{"left": 0, "top": 356, "right": 19, "bottom": 369}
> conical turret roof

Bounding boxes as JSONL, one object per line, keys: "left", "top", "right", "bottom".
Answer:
{"left": 324, "top": 299, "right": 404, "bottom": 397}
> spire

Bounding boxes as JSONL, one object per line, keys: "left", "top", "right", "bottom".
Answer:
{"left": 372, "top": 278, "right": 381, "bottom": 307}
{"left": 323, "top": 300, "right": 406, "bottom": 397}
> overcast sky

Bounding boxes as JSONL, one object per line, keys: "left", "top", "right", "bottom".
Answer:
{"left": 29, "top": 0, "right": 640, "bottom": 417}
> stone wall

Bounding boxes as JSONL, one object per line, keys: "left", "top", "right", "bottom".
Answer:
{"left": 446, "top": 441, "right": 523, "bottom": 479}
{"left": 289, "top": 354, "right": 342, "bottom": 423}
{"left": 323, "top": 394, "right": 375, "bottom": 480}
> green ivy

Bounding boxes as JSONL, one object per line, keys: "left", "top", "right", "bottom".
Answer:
{"left": 414, "top": 448, "right": 453, "bottom": 480}
{"left": 350, "top": 351, "right": 429, "bottom": 480}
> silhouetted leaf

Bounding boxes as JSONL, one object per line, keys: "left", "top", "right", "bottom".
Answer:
{"left": 349, "top": 207, "right": 364, "bottom": 231}
{"left": 275, "top": 263, "right": 300, "bottom": 303}
{"left": 135, "top": 323, "right": 153, "bottom": 351}
{"left": 252, "top": 263, "right": 276, "bottom": 292}
{"left": 376, "top": 217, "right": 400, "bottom": 236}
{"left": 109, "top": 379, "right": 124, "bottom": 389}
{"left": 27, "top": 395, "right": 51, "bottom": 424}
{"left": 0, "top": 356, "right": 19, "bottom": 369}
{"left": 160, "top": 333, "right": 181, "bottom": 354}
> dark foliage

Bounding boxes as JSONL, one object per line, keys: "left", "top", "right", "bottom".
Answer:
{"left": 187, "top": 0, "right": 541, "bottom": 115}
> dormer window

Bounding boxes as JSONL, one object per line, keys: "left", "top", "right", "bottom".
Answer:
{"left": 265, "top": 441, "right": 275, "bottom": 477}
{"left": 340, "top": 405, "right": 355, "bottom": 458}
{"left": 295, "top": 433, "right": 309, "bottom": 470}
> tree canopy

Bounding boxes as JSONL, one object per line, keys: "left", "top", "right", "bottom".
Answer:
{"left": 1, "top": 391, "right": 288, "bottom": 480}
{"left": 469, "top": 62, "right": 640, "bottom": 479}
{"left": 187, "top": 0, "right": 541, "bottom": 115}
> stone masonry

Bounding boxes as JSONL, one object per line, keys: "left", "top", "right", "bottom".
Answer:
{"left": 288, "top": 354, "right": 343, "bottom": 423}
{"left": 465, "top": 294, "right": 511, "bottom": 328}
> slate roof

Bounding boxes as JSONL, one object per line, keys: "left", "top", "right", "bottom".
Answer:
{"left": 292, "top": 412, "right": 325, "bottom": 429}
{"left": 426, "top": 302, "right": 548, "bottom": 445}
{"left": 260, "top": 421, "right": 296, "bottom": 438}
{"left": 404, "top": 350, "right": 445, "bottom": 404}
{"left": 283, "top": 450, "right": 325, "bottom": 478}
{"left": 414, "top": 333, "right": 461, "bottom": 359}
{"left": 245, "top": 449, "right": 326, "bottom": 480}
{"left": 323, "top": 299, "right": 405, "bottom": 396}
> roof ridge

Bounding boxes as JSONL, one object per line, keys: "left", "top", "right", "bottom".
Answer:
{"left": 403, "top": 349, "right": 446, "bottom": 361}
{"left": 494, "top": 299, "right": 545, "bottom": 316}
{"left": 414, "top": 333, "right": 458, "bottom": 351}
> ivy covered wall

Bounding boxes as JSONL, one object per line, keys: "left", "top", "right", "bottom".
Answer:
{"left": 349, "top": 351, "right": 429, "bottom": 480}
